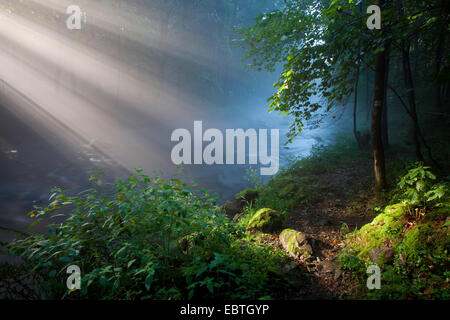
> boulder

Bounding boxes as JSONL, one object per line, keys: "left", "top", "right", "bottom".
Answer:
{"left": 279, "top": 229, "right": 313, "bottom": 259}
{"left": 235, "top": 188, "right": 259, "bottom": 205}
{"left": 221, "top": 188, "right": 259, "bottom": 219}
{"left": 369, "top": 246, "right": 396, "bottom": 263}
{"left": 221, "top": 199, "right": 242, "bottom": 219}
{"left": 247, "top": 208, "right": 284, "bottom": 233}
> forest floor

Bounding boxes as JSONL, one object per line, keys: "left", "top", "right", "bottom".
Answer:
{"left": 250, "top": 157, "right": 381, "bottom": 299}
{"left": 244, "top": 132, "right": 450, "bottom": 300}
{"left": 288, "top": 160, "right": 375, "bottom": 299}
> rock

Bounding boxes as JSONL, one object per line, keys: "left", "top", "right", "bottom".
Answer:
{"left": 235, "top": 188, "right": 259, "bottom": 205}
{"left": 279, "top": 229, "right": 313, "bottom": 259}
{"left": 247, "top": 208, "right": 285, "bottom": 233}
{"left": 221, "top": 200, "right": 242, "bottom": 219}
{"left": 383, "top": 248, "right": 396, "bottom": 261}
{"left": 369, "top": 247, "right": 384, "bottom": 263}
{"left": 334, "top": 268, "right": 343, "bottom": 280}
{"left": 221, "top": 188, "right": 259, "bottom": 219}
{"left": 369, "top": 246, "right": 396, "bottom": 263}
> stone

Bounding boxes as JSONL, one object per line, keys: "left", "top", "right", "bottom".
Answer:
{"left": 383, "top": 248, "right": 396, "bottom": 261}
{"left": 221, "top": 199, "right": 242, "bottom": 219}
{"left": 235, "top": 188, "right": 259, "bottom": 205}
{"left": 247, "top": 208, "right": 284, "bottom": 233}
{"left": 369, "top": 247, "right": 384, "bottom": 263}
{"left": 279, "top": 229, "right": 313, "bottom": 259}
{"left": 221, "top": 188, "right": 259, "bottom": 219}
{"left": 369, "top": 246, "right": 396, "bottom": 263}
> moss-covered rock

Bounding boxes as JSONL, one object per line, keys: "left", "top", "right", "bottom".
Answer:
{"left": 340, "top": 201, "right": 450, "bottom": 299}
{"left": 348, "top": 203, "right": 407, "bottom": 261}
{"left": 398, "top": 222, "right": 449, "bottom": 261}
{"left": 343, "top": 202, "right": 449, "bottom": 264}
{"left": 235, "top": 188, "right": 259, "bottom": 204}
{"left": 221, "top": 200, "right": 241, "bottom": 219}
{"left": 222, "top": 188, "right": 259, "bottom": 219}
{"left": 247, "top": 208, "right": 284, "bottom": 233}
{"left": 279, "top": 229, "right": 313, "bottom": 259}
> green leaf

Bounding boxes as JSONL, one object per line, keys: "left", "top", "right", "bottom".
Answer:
{"left": 145, "top": 269, "right": 155, "bottom": 291}
{"left": 127, "top": 259, "right": 136, "bottom": 268}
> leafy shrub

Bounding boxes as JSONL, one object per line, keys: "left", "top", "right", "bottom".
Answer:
{"left": 397, "top": 163, "right": 448, "bottom": 209}
{"left": 6, "top": 170, "right": 288, "bottom": 300}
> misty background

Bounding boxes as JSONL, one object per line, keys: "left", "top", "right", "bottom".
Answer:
{"left": 0, "top": 0, "right": 379, "bottom": 239}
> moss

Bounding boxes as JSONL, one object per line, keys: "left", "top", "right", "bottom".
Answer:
{"left": 279, "top": 229, "right": 312, "bottom": 259}
{"left": 341, "top": 200, "right": 450, "bottom": 297}
{"left": 235, "top": 188, "right": 259, "bottom": 203}
{"left": 347, "top": 203, "right": 407, "bottom": 260}
{"left": 398, "top": 222, "right": 449, "bottom": 260}
{"left": 247, "top": 208, "right": 285, "bottom": 233}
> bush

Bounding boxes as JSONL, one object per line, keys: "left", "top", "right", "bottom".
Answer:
{"left": 6, "top": 170, "right": 288, "bottom": 300}
{"left": 397, "top": 163, "right": 448, "bottom": 210}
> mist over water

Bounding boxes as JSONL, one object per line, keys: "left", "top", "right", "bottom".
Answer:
{"left": 0, "top": 0, "right": 336, "bottom": 238}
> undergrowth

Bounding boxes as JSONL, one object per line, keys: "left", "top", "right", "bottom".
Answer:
{"left": 1, "top": 169, "right": 289, "bottom": 300}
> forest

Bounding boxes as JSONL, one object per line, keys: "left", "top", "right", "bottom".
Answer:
{"left": 0, "top": 0, "right": 449, "bottom": 304}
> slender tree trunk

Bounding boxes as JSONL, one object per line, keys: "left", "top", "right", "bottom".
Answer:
{"left": 353, "top": 63, "right": 361, "bottom": 148}
{"left": 353, "top": 3, "right": 363, "bottom": 148}
{"left": 445, "top": 82, "right": 450, "bottom": 106}
{"left": 372, "top": 49, "right": 387, "bottom": 192}
{"left": 381, "top": 43, "right": 390, "bottom": 149}
{"left": 402, "top": 39, "right": 424, "bottom": 161}
{"left": 366, "top": 66, "right": 373, "bottom": 123}
{"left": 435, "top": 31, "right": 444, "bottom": 112}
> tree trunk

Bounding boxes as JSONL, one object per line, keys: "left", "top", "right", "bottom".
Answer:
{"left": 435, "top": 31, "right": 444, "bottom": 112}
{"left": 353, "top": 63, "right": 361, "bottom": 148}
{"left": 402, "top": 39, "right": 424, "bottom": 162}
{"left": 381, "top": 43, "right": 390, "bottom": 149}
{"left": 366, "top": 66, "right": 372, "bottom": 123}
{"left": 353, "top": 3, "right": 363, "bottom": 149}
{"left": 372, "top": 49, "right": 387, "bottom": 192}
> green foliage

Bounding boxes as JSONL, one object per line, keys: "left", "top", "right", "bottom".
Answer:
{"left": 238, "top": 0, "right": 450, "bottom": 142}
{"left": 396, "top": 163, "right": 448, "bottom": 210}
{"left": 244, "top": 166, "right": 264, "bottom": 188}
{"left": 6, "top": 170, "right": 288, "bottom": 300}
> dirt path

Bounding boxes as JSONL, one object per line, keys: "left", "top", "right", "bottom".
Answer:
{"left": 269, "top": 159, "right": 378, "bottom": 299}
